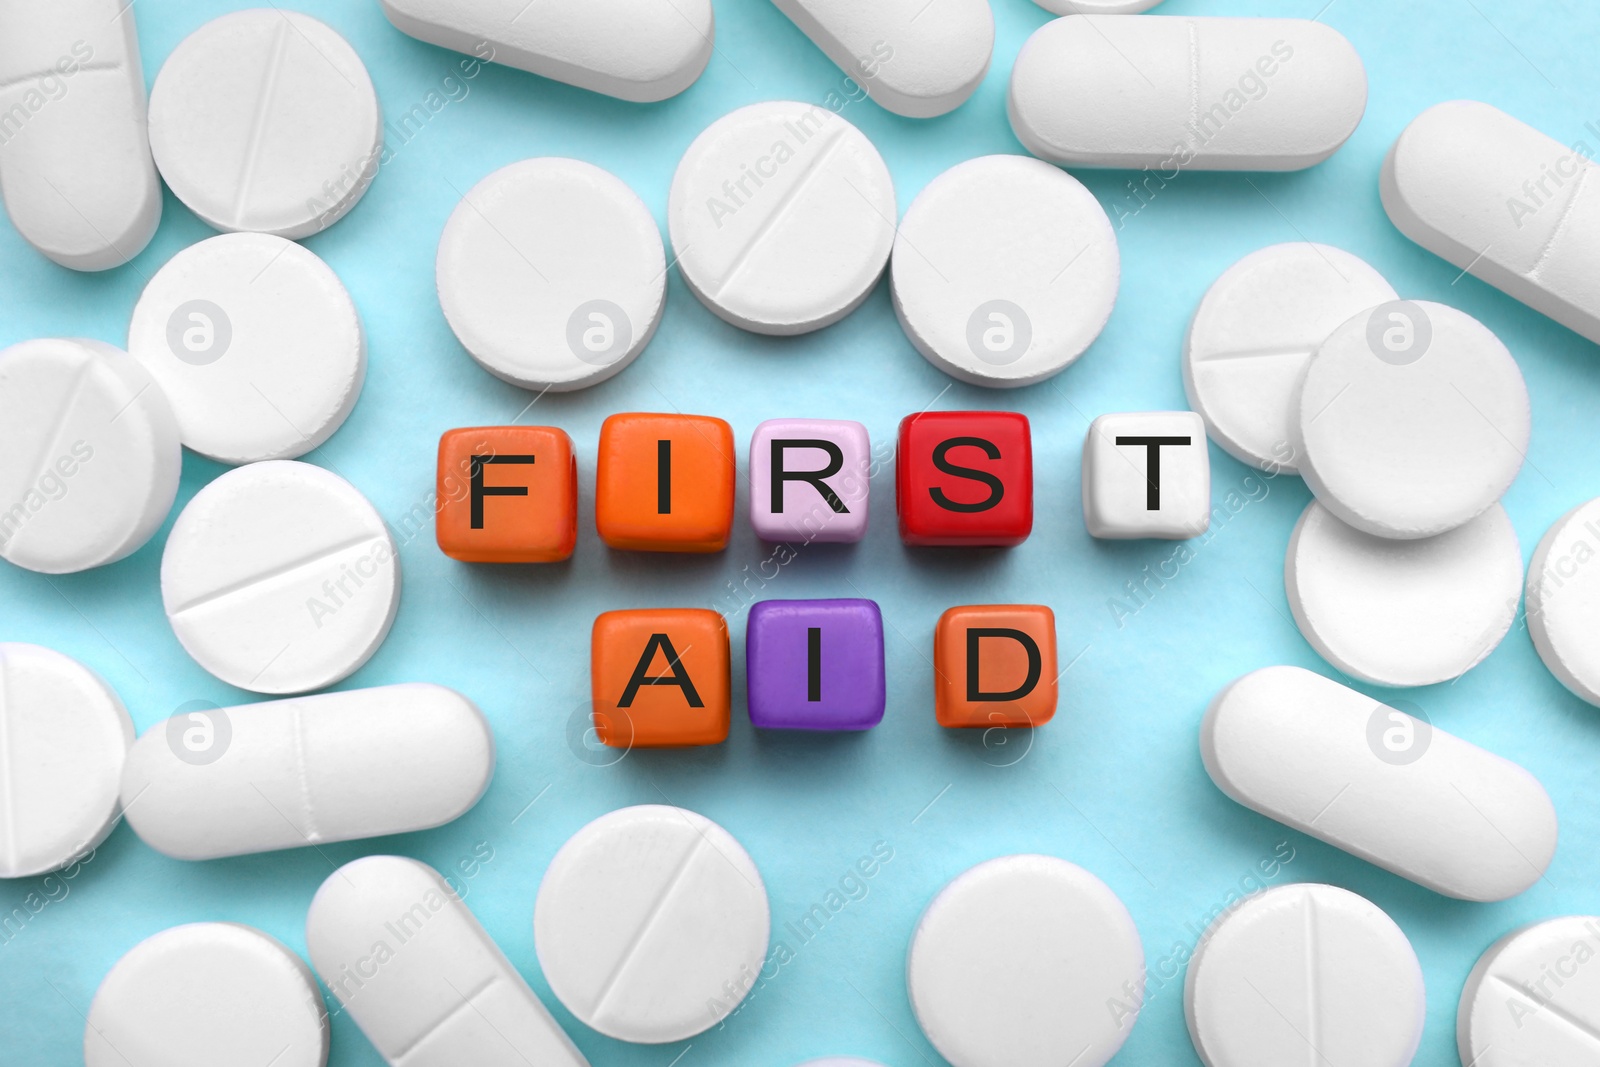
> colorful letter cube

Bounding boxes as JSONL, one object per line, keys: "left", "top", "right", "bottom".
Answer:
{"left": 897, "top": 411, "right": 1033, "bottom": 546}
{"left": 591, "top": 608, "right": 730, "bottom": 747}
{"left": 749, "top": 419, "right": 871, "bottom": 543}
{"left": 934, "top": 605, "right": 1058, "bottom": 728}
{"left": 436, "top": 426, "right": 577, "bottom": 563}
{"left": 746, "top": 598, "right": 885, "bottom": 730}
{"left": 596, "top": 413, "right": 736, "bottom": 552}
{"left": 1083, "top": 412, "right": 1210, "bottom": 539}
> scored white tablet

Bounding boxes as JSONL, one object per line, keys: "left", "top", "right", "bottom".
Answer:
{"left": 160, "top": 460, "right": 400, "bottom": 694}
{"left": 1458, "top": 915, "right": 1600, "bottom": 1067}
{"left": 669, "top": 102, "right": 896, "bottom": 336}
{"left": 1527, "top": 497, "right": 1600, "bottom": 706}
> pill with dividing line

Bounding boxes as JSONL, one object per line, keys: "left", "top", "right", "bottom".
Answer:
{"left": 1457, "top": 915, "right": 1600, "bottom": 1066}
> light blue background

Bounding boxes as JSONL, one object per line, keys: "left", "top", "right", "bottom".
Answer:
{"left": 4, "top": 0, "right": 1599, "bottom": 1063}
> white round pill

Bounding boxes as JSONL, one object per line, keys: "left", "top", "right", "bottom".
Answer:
{"left": 891, "top": 155, "right": 1119, "bottom": 387}
{"left": 1287, "top": 500, "right": 1522, "bottom": 687}
{"left": 85, "top": 922, "right": 327, "bottom": 1067}
{"left": 1458, "top": 915, "right": 1600, "bottom": 1066}
{"left": 669, "top": 102, "right": 895, "bottom": 336}
{"left": 0, "top": 338, "right": 181, "bottom": 574}
{"left": 534, "top": 804, "right": 770, "bottom": 1042}
{"left": 128, "top": 233, "right": 365, "bottom": 464}
{"left": 1184, "top": 243, "right": 1397, "bottom": 474}
{"left": 148, "top": 9, "right": 382, "bottom": 238}
{"left": 438, "top": 158, "right": 666, "bottom": 391}
{"left": 906, "top": 854, "right": 1143, "bottom": 1067}
{"left": 1528, "top": 498, "right": 1600, "bottom": 706}
{"left": 1295, "top": 299, "right": 1530, "bottom": 539}
{"left": 0, "top": 644, "right": 132, "bottom": 879}
{"left": 1185, "top": 884, "right": 1425, "bottom": 1067}
{"left": 161, "top": 460, "right": 399, "bottom": 695}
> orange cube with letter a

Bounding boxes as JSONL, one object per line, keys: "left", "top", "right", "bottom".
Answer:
{"left": 591, "top": 608, "right": 730, "bottom": 747}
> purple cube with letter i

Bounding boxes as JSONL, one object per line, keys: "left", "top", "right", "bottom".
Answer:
{"left": 746, "top": 598, "right": 886, "bottom": 730}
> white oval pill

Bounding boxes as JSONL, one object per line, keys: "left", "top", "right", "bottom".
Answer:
{"left": 1185, "top": 884, "right": 1425, "bottom": 1067}
{"left": 1202, "top": 665, "right": 1558, "bottom": 902}
{"left": 906, "top": 854, "right": 1143, "bottom": 1067}
{"left": 0, "top": 337, "right": 181, "bottom": 574}
{"left": 1295, "top": 300, "right": 1530, "bottom": 540}
{"left": 0, "top": 0, "right": 161, "bottom": 270}
{"left": 1184, "top": 243, "right": 1396, "bottom": 473}
{"left": 534, "top": 804, "right": 770, "bottom": 1042}
{"left": 0, "top": 644, "right": 131, "bottom": 879}
{"left": 128, "top": 233, "right": 365, "bottom": 463}
{"left": 438, "top": 158, "right": 665, "bottom": 391}
{"left": 1527, "top": 498, "right": 1600, "bottom": 706}
{"left": 308, "top": 855, "right": 590, "bottom": 1067}
{"left": 891, "top": 155, "right": 1119, "bottom": 387}
{"left": 1383, "top": 101, "right": 1600, "bottom": 346}
{"left": 85, "top": 922, "right": 327, "bottom": 1067}
{"left": 161, "top": 460, "right": 399, "bottom": 695}
{"left": 1458, "top": 915, "right": 1600, "bottom": 1067}
{"left": 148, "top": 10, "right": 381, "bottom": 238}
{"left": 771, "top": 0, "right": 993, "bottom": 118}
{"left": 380, "top": 0, "right": 712, "bottom": 103}
{"left": 120, "top": 684, "right": 492, "bottom": 860}
{"left": 1009, "top": 16, "right": 1367, "bottom": 171}
{"left": 668, "top": 102, "right": 895, "bottom": 336}
{"left": 1286, "top": 501, "right": 1522, "bottom": 687}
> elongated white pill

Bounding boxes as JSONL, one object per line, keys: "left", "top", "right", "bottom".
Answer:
{"left": 1458, "top": 915, "right": 1600, "bottom": 1067}
{"left": 128, "top": 233, "right": 366, "bottom": 463}
{"left": 770, "top": 0, "right": 993, "bottom": 119}
{"left": 379, "top": 0, "right": 713, "bottom": 103}
{"left": 0, "top": 0, "right": 161, "bottom": 270}
{"left": 0, "top": 644, "right": 132, "bottom": 879}
{"left": 1185, "top": 884, "right": 1425, "bottom": 1067}
{"left": 1202, "top": 666, "right": 1558, "bottom": 901}
{"left": 308, "top": 855, "right": 589, "bottom": 1067}
{"left": 1528, "top": 498, "right": 1600, "bottom": 706}
{"left": 1287, "top": 501, "right": 1522, "bottom": 687}
{"left": 0, "top": 338, "right": 181, "bottom": 574}
{"left": 148, "top": 10, "right": 381, "bottom": 238}
{"left": 1184, "top": 243, "right": 1396, "bottom": 473}
{"left": 534, "top": 804, "right": 770, "bottom": 1042}
{"left": 907, "top": 855, "right": 1143, "bottom": 1067}
{"left": 85, "top": 923, "right": 328, "bottom": 1067}
{"left": 120, "top": 684, "right": 492, "bottom": 860}
{"left": 1383, "top": 101, "right": 1600, "bottom": 345}
{"left": 161, "top": 460, "right": 400, "bottom": 694}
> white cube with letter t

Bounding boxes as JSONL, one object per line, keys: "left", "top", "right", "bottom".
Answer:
{"left": 1083, "top": 412, "right": 1210, "bottom": 540}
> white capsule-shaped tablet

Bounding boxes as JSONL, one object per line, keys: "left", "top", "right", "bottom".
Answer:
{"left": 907, "top": 854, "right": 1144, "bottom": 1067}
{"left": 534, "top": 804, "right": 770, "bottom": 1042}
{"left": 120, "top": 684, "right": 492, "bottom": 860}
{"left": 380, "top": 0, "right": 713, "bottom": 103}
{"left": 669, "top": 102, "right": 896, "bottom": 336}
{"left": 1287, "top": 501, "right": 1523, "bottom": 687}
{"left": 1295, "top": 300, "right": 1529, "bottom": 540}
{"left": 1009, "top": 16, "right": 1367, "bottom": 171}
{"left": 148, "top": 10, "right": 382, "bottom": 238}
{"left": 1383, "top": 101, "right": 1600, "bottom": 345}
{"left": 0, "top": 0, "right": 161, "bottom": 271}
{"left": 0, "top": 644, "right": 132, "bottom": 879}
{"left": 438, "top": 158, "right": 665, "bottom": 391}
{"left": 891, "top": 155, "right": 1119, "bottom": 386}
{"left": 1184, "top": 884, "right": 1425, "bottom": 1067}
{"left": 85, "top": 922, "right": 328, "bottom": 1067}
{"left": 308, "top": 855, "right": 589, "bottom": 1067}
{"left": 1184, "top": 243, "right": 1397, "bottom": 474}
{"left": 1202, "top": 666, "right": 1558, "bottom": 902}
{"left": 161, "top": 460, "right": 400, "bottom": 694}
{"left": 1458, "top": 915, "right": 1600, "bottom": 1067}
{"left": 0, "top": 338, "right": 181, "bottom": 574}
{"left": 770, "top": 0, "right": 994, "bottom": 119}
{"left": 1527, "top": 498, "right": 1600, "bottom": 706}
{"left": 128, "top": 233, "right": 366, "bottom": 463}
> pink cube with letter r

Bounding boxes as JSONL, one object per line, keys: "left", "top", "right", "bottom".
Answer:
{"left": 749, "top": 418, "right": 871, "bottom": 543}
